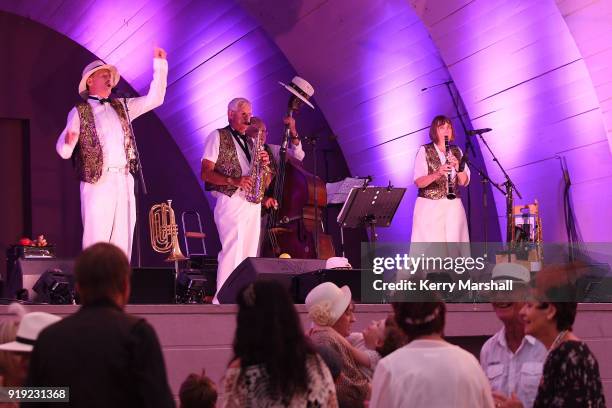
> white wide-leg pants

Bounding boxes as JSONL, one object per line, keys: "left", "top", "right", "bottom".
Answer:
{"left": 80, "top": 170, "right": 135, "bottom": 261}
{"left": 212, "top": 192, "right": 261, "bottom": 302}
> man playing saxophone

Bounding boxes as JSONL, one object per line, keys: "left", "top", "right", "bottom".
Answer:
{"left": 200, "top": 98, "right": 270, "bottom": 303}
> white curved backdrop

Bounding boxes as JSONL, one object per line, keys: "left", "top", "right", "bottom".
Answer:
{"left": 1, "top": 0, "right": 611, "bottom": 247}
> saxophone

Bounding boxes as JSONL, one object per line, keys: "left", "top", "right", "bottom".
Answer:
{"left": 245, "top": 127, "right": 269, "bottom": 204}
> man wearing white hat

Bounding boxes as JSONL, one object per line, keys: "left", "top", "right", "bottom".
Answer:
{"left": 480, "top": 262, "right": 546, "bottom": 408}
{"left": 257, "top": 76, "right": 315, "bottom": 205}
{"left": 201, "top": 77, "right": 315, "bottom": 303}
{"left": 55, "top": 47, "right": 168, "bottom": 260}
{"left": 268, "top": 75, "right": 316, "bottom": 164}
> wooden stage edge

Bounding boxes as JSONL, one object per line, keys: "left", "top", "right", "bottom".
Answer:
{"left": 0, "top": 303, "right": 610, "bottom": 402}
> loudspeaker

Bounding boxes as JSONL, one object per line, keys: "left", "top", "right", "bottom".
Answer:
{"left": 188, "top": 255, "right": 218, "bottom": 296}
{"left": 217, "top": 257, "right": 326, "bottom": 304}
{"left": 294, "top": 269, "right": 362, "bottom": 303}
{"left": 129, "top": 267, "right": 175, "bottom": 304}
{"left": 13, "top": 258, "right": 75, "bottom": 301}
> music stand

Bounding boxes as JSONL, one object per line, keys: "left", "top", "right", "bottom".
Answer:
{"left": 337, "top": 186, "right": 406, "bottom": 247}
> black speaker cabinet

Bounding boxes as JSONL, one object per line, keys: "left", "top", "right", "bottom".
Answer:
{"left": 12, "top": 258, "right": 75, "bottom": 302}
{"left": 217, "top": 257, "right": 326, "bottom": 304}
{"left": 129, "top": 267, "right": 175, "bottom": 304}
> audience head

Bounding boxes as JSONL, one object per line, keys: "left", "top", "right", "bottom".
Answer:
{"left": 393, "top": 291, "right": 446, "bottom": 340}
{"left": 362, "top": 318, "right": 385, "bottom": 350}
{"left": 75, "top": 243, "right": 131, "bottom": 307}
{"left": 520, "top": 264, "right": 578, "bottom": 339}
{"left": 375, "top": 315, "right": 409, "bottom": 358}
{"left": 179, "top": 370, "right": 218, "bottom": 408}
{"left": 0, "top": 310, "right": 61, "bottom": 386}
{"left": 490, "top": 262, "right": 532, "bottom": 325}
{"left": 305, "top": 282, "right": 354, "bottom": 336}
{"left": 233, "top": 280, "right": 314, "bottom": 397}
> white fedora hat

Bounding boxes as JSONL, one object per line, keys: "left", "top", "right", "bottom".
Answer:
{"left": 325, "top": 257, "right": 352, "bottom": 270}
{"left": 0, "top": 312, "right": 61, "bottom": 352}
{"left": 78, "top": 60, "right": 120, "bottom": 99}
{"left": 492, "top": 262, "right": 530, "bottom": 283}
{"left": 279, "top": 76, "right": 315, "bottom": 109}
{"left": 305, "top": 282, "right": 352, "bottom": 326}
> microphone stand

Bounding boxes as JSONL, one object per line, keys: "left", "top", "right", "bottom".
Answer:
{"left": 122, "top": 95, "right": 147, "bottom": 268}
{"left": 464, "top": 158, "right": 505, "bottom": 259}
{"left": 303, "top": 135, "right": 320, "bottom": 258}
{"left": 321, "top": 147, "right": 334, "bottom": 238}
{"left": 475, "top": 132, "right": 522, "bottom": 258}
{"left": 443, "top": 81, "right": 476, "bottom": 236}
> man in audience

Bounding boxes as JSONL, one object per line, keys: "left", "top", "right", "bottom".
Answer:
{"left": 480, "top": 263, "right": 546, "bottom": 408}
{"left": 24, "top": 243, "right": 175, "bottom": 408}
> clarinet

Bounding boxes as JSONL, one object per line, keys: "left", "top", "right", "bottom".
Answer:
{"left": 445, "top": 136, "right": 456, "bottom": 200}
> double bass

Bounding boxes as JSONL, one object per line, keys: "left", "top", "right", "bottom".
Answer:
{"left": 261, "top": 96, "right": 335, "bottom": 259}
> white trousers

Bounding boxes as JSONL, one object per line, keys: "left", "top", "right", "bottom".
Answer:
{"left": 213, "top": 192, "right": 261, "bottom": 302}
{"left": 80, "top": 170, "right": 135, "bottom": 261}
{"left": 406, "top": 196, "right": 471, "bottom": 281}
{"left": 411, "top": 196, "right": 470, "bottom": 243}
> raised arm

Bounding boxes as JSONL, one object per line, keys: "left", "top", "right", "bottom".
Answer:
{"left": 125, "top": 47, "right": 168, "bottom": 120}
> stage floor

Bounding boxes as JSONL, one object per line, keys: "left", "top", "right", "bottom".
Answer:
{"left": 1, "top": 303, "right": 610, "bottom": 403}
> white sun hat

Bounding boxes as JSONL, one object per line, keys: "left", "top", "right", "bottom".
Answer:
{"left": 305, "top": 282, "right": 352, "bottom": 326}
{"left": 0, "top": 312, "right": 61, "bottom": 352}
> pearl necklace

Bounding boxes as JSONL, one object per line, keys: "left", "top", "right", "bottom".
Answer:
{"left": 550, "top": 330, "right": 568, "bottom": 351}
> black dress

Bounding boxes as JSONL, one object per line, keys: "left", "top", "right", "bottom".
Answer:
{"left": 534, "top": 340, "right": 606, "bottom": 408}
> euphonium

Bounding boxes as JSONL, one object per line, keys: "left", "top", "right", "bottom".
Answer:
{"left": 245, "top": 127, "right": 269, "bottom": 204}
{"left": 149, "top": 199, "right": 187, "bottom": 262}
{"left": 445, "top": 136, "right": 457, "bottom": 200}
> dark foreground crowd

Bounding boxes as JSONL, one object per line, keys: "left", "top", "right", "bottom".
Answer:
{"left": 0, "top": 243, "right": 605, "bottom": 408}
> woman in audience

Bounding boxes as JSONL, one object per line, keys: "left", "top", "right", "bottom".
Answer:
{"left": 0, "top": 318, "right": 20, "bottom": 388}
{"left": 347, "top": 314, "right": 408, "bottom": 379}
{"left": 0, "top": 304, "right": 29, "bottom": 389}
{"left": 500, "top": 265, "right": 606, "bottom": 408}
{"left": 369, "top": 292, "right": 495, "bottom": 408}
{"left": 374, "top": 315, "right": 408, "bottom": 358}
{"left": 306, "top": 282, "right": 370, "bottom": 407}
{"left": 223, "top": 280, "right": 337, "bottom": 407}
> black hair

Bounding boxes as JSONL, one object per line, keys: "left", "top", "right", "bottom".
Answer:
{"left": 232, "top": 280, "right": 317, "bottom": 399}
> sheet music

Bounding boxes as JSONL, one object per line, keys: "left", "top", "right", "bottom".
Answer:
{"left": 326, "top": 177, "right": 367, "bottom": 204}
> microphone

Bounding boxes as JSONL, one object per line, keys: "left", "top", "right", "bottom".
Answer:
{"left": 467, "top": 128, "right": 492, "bottom": 135}
{"left": 421, "top": 80, "right": 453, "bottom": 92}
